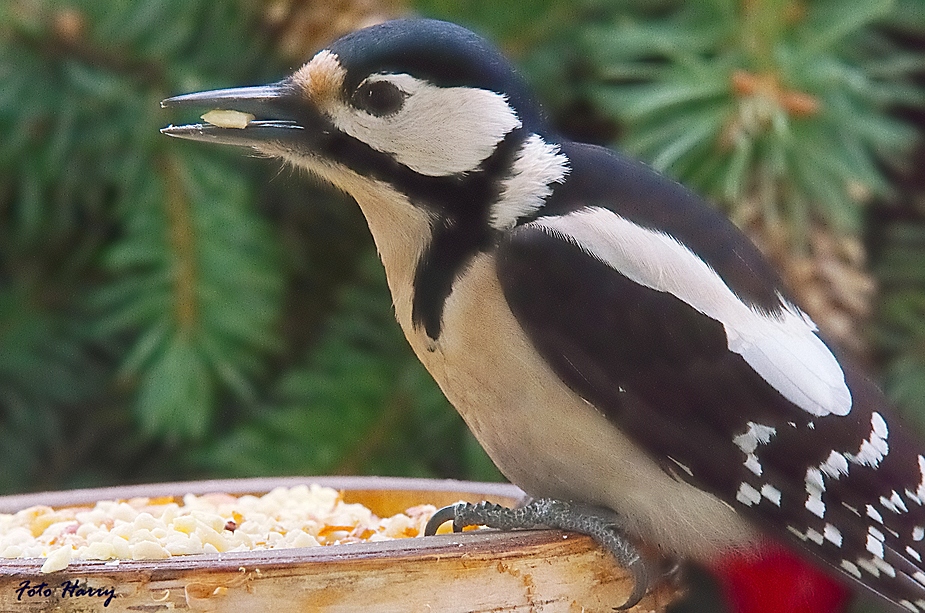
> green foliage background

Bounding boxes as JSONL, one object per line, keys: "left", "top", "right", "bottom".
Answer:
{"left": 0, "top": 1, "right": 923, "bottom": 611}
{"left": 0, "top": 0, "right": 505, "bottom": 492}
{"left": 0, "top": 0, "right": 924, "bottom": 527}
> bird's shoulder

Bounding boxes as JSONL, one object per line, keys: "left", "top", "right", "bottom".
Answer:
{"left": 529, "top": 140, "right": 789, "bottom": 314}
{"left": 495, "top": 138, "right": 852, "bottom": 422}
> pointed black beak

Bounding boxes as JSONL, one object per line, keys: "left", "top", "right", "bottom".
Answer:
{"left": 160, "top": 81, "right": 308, "bottom": 147}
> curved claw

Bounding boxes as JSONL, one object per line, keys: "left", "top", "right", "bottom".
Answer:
{"left": 616, "top": 554, "right": 649, "bottom": 610}
{"left": 424, "top": 503, "right": 464, "bottom": 536}
{"left": 424, "top": 499, "right": 653, "bottom": 609}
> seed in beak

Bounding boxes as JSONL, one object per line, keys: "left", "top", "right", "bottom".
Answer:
{"left": 200, "top": 109, "right": 256, "bottom": 129}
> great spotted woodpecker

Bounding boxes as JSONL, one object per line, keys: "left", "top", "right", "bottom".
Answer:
{"left": 162, "top": 18, "right": 925, "bottom": 611}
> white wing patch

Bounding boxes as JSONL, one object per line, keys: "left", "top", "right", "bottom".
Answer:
{"left": 847, "top": 412, "right": 889, "bottom": 469}
{"left": 533, "top": 207, "right": 852, "bottom": 417}
{"left": 328, "top": 73, "right": 521, "bottom": 177}
{"left": 733, "top": 421, "right": 776, "bottom": 476}
{"left": 916, "top": 455, "right": 925, "bottom": 503}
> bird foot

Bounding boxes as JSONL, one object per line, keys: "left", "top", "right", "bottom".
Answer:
{"left": 424, "top": 498, "right": 650, "bottom": 609}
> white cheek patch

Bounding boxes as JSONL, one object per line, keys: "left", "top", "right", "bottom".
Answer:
{"left": 328, "top": 73, "right": 521, "bottom": 176}
{"left": 533, "top": 207, "right": 852, "bottom": 418}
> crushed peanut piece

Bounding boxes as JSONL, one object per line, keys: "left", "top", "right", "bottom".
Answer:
{"left": 201, "top": 109, "right": 255, "bottom": 129}
{"left": 0, "top": 485, "right": 438, "bottom": 573}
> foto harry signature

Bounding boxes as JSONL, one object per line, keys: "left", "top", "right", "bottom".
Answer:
{"left": 15, "top": 578, "right": 116, "bottom": 607}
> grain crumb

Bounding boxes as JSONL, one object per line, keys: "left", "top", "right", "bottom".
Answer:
{"left": 1, "top": 484, "right": 438, "bottom": 573}
{"left": 201, "top": 109, "right": 255, "bottom": 129}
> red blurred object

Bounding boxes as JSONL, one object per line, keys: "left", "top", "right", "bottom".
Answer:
{"left": 711, "top": 543, "right": 852, "bottom": 613}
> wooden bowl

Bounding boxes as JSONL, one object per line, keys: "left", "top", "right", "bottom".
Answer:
{"left": 0, "top": 476, "right": 676, "bottom": 612}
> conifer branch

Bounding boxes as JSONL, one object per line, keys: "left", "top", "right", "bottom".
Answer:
{"left": 161, "top": 154, "right": 199, "bottom": 336}
{"left": 9, "top": 8, "right": 167, "bottom": 89}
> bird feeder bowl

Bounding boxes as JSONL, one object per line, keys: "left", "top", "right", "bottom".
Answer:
{"left": 0, "top": 476, "right": 676, "bottom": 612}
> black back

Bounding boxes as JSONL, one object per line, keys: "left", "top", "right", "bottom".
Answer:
{"left": 496, "top": 142, "right": 925, "bottom": 611}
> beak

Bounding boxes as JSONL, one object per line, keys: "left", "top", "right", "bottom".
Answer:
{"left": 160, "top": 81, "right": 308, "bottom": 147}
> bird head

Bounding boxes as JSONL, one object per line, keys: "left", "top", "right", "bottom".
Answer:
{"left": 161, "top": 19, "right": 550, "bottom": 198}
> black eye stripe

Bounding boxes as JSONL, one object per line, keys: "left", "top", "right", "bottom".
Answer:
{"left": 352, "top": 79, "right": 407, "bottom": 117}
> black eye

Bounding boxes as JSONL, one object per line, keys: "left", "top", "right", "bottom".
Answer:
{"left": 352, "top": 80, "right": 406, "bottom": 117}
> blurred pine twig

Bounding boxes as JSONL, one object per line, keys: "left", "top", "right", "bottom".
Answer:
{"left": 0, "top": 0, "right": 500, "bottom": 493}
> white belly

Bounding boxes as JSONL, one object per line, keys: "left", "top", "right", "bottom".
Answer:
{"left": 328, "top": 175, "right": 756, "bottom": 559}
{"left": 396, "top": 253, "right": 756, "bottom": 558}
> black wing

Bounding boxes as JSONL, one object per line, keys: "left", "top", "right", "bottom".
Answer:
{"left": 495, "top": 143, "right": 925, "bottom": 612}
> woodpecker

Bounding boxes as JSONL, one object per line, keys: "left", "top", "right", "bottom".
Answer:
{"left": 162, "top": 18, "right": 925, "bottom": 611}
